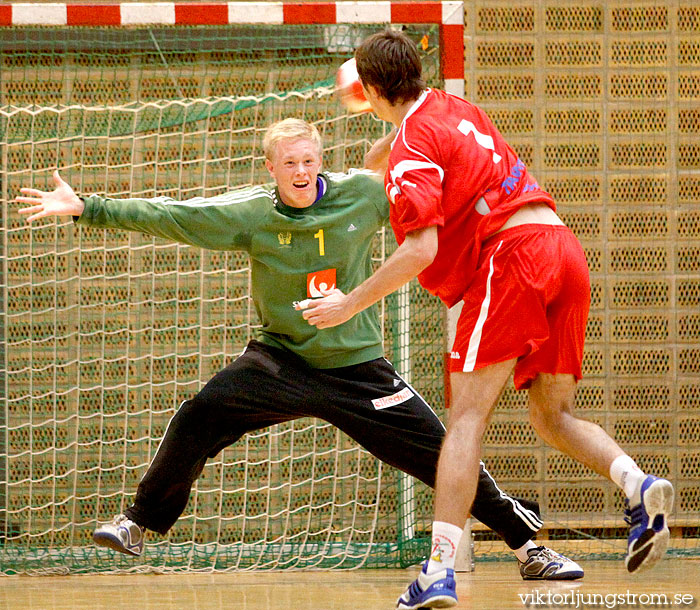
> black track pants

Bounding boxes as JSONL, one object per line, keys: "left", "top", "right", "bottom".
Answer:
{"left": 125, "top": 340, "right": 542, "bottom": 548}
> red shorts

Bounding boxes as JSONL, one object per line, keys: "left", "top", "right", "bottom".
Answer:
{"left": 448, "top": 224, "right": 591, "bottom": 390}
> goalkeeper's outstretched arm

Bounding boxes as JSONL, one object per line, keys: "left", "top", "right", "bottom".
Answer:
{"left": 16, "top": 170, "right": 84, "bottom": 223}
{"left": 16, "top": 169, "right": 251, "bottom": 252}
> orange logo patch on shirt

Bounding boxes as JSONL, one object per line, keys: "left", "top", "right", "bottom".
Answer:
{"left": 307, "top": 268, "right": 337, "bottom": 298}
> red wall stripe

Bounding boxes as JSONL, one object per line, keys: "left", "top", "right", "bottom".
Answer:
{"left": 0, "top": 5, "right": 12, "bottom": 26}
{"left": 175, "top": 4, "right": 229, "bottom": 25}
{"left": 67, "top": 5, "right": 122, "bottom": 26}
{"left": 440, "top": 23, "right": 464, "bottom": 79}
{"left": 390, "top": 2, "right": 441, "bottom": 24}
{"left": 283, "top": 3, "right": 336, "bottom": 24}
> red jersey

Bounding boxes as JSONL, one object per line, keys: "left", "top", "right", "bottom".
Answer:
{"left": 385, "top": 88, "right": 556, "bottom": 307}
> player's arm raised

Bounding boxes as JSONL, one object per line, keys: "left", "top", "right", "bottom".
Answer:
{"left": 16, "top": 170, "right": 85, "bottom": 222}
{"left": 364, "top": 128, "right": 397, "bottom": 173}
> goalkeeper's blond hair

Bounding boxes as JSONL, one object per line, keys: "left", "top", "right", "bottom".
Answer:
{"left": 263, "top": 118, "right": 322, "bottom": 160}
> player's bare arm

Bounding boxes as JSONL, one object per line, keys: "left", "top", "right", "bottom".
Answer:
{"left": 16, "top": 170, "right": 84, "bottom": 223}
{"left": 300, "top": 225, "right": 438, "bottom": 329}
{"left": 363, "top": 128, "right": 397, "bottom": 172}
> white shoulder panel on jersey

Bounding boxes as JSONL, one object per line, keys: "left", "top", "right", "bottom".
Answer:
{"left": 390, "top": 159, "right": 445, "bottom": 184}
{"left": 325, "top": 168, "right": 379, "bottom": 182}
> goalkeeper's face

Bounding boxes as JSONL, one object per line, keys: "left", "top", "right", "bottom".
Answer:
{"left": 265, "top": 137, "right": 322, "bottom": 209}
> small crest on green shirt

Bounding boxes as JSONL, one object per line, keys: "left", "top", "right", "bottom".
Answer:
{"left": 277, "top": 231, "right": 292, "bottom": 246}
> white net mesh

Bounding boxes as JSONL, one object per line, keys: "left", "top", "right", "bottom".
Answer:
{"left": 0, "top": 76, "right": 444, "bottom": 572}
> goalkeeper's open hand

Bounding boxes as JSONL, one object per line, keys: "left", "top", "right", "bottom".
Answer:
{"left": 16, "top": 169, "right": 84, "bottom": 223}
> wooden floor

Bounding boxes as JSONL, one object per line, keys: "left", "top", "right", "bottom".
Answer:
{"left": 0, "top": 559, "right": 698, "bottom": 609}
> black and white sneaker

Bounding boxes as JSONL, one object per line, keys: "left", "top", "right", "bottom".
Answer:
{"left": 93, "top": 514, "right": 145, "bottom": 556}
{"left": 519, "top": 546, "right": 584, "bottom": 580}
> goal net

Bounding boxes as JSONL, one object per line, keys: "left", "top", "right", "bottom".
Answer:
{"left": 2, "top": 0, "right": 700, "bottom": 576}
{"left": 0, "top": 14, "right": 451, "bottom": 574}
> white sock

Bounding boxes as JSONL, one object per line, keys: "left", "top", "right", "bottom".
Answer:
{"left": 609, "top": 454, "right": 646, "bottom": 505}
{"left": 426, "top": 521, "right": 463, "bottom": 574}
{"left": 514, "top": 539, "right": 537, "bottom": 563}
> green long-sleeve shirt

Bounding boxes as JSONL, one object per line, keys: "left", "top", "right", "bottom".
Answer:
{"left": 77, "top": 170, "right": 390, "bottom": 368}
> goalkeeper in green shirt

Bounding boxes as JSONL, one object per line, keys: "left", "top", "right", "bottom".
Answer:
{"left": 17, "top": 118, "right": 582, "bottom": 581}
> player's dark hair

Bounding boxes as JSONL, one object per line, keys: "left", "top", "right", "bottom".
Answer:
{"left": 355, "top": 30, "right": 426, "bottom": 105}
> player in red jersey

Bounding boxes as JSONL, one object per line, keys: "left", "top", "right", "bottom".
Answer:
{"left": 302, "top": 29, "right": 674, "bottom": 609}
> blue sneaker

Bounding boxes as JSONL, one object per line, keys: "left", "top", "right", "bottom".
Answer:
{"left": 624, "top": 475, "right": 674, "bottom": 573}
{"left": 397, "top": 563, "right": 457, "bottom": 609}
